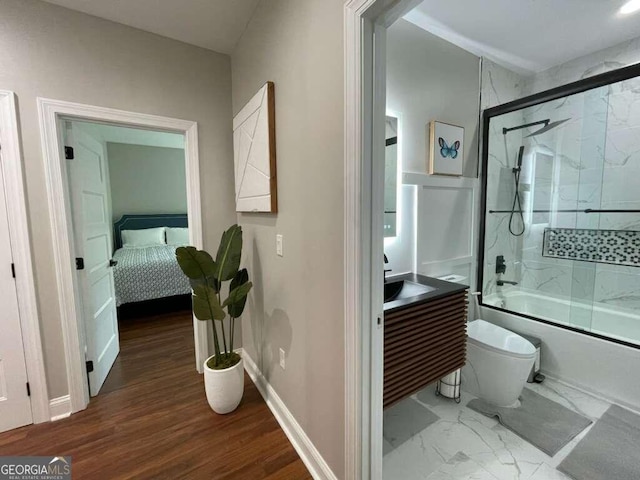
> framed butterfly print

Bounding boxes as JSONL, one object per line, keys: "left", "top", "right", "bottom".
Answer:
{"left": 428, "top": 120, "right": 464, "bottom": 176}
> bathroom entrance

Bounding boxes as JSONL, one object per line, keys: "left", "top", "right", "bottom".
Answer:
{"left": 347, "top": 1, "right": 640, "bottom": 479}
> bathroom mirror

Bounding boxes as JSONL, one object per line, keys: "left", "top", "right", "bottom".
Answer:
{"left": 384, "top": 116, "right": 398, "bottom": 238}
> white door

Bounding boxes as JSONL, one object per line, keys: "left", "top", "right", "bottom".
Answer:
{"left": 0, "top": 150, "right": 32, "bottom": 431}
{"left": 66, "top": 123, "right": 119, "bottom": 396}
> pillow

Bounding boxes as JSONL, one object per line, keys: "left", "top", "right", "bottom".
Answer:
{"left": 121, "top": 227, "right": 166, "bottom": 248}
{"left": 166, "top": 227, "right": 190, "bottom": 246}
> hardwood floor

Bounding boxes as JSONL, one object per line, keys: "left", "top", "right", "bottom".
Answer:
{"left": 0, "top": 306, "right": 311, "bottom": 479}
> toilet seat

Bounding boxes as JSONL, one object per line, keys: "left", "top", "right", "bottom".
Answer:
{"left": 467, "top": 319, "right": 536, "bottom": 359}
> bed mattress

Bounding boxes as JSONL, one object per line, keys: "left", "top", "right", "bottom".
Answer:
{"left": 113, "top": 245, "right": 191, "bottom": 306}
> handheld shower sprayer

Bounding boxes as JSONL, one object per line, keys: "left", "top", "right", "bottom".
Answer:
{"left": 509, "top": 146, "right": 526, "bottom": 236}
{"left": 501, "top": 117, "right": 570, "bottom": 237}
{"left": 516, "top": 145, "right": 524, "bottom": 170}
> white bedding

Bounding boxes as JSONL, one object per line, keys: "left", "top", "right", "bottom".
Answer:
{"left": 112, "top": 245, "right": 191, "bottom": 306}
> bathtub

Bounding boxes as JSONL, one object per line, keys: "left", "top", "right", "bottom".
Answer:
{"left": 484, "top": 289, "right": 640, "bottom": 347}
{"left": 480, "top": 289, "right": 640, "bottom": 413}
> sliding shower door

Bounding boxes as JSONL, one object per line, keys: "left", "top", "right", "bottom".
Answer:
{"left": 480, "top": 64, "right": 640, "bottom": 348}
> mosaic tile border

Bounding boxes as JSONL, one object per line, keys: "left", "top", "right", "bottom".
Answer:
{"left": 542, "top": 228, "right": 640, "bottom": 267}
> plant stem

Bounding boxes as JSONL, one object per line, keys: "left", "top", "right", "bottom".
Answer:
{"left": 210, "top": 320, "right": 221, "bottom": 366}
{"left": 204, "top": 277, "right": 221, "bottom": 366}
{"left": 206, "top": 301, "right": 221, "bottom": 366}
{"left": 217, "top": 290, "right": 228, "bottom": 358}
{"left": 220, "top": 320, "right": 228, "bottom": 357}
{"left": 230, "top": 317, "right": 235, "bottom": 353}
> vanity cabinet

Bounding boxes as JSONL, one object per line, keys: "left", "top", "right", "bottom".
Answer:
{"left": 384, "top": 288, "right": 467, "bottom": 409}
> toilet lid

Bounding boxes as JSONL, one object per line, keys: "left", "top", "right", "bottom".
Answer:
{"left": 468, "top": 320, "right": 536, "bottom": 356}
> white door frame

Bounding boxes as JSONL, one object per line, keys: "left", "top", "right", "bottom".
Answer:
{"left": 37, "top": 98, "right": 206, "bottom": 414}
{"left": 0, "top": 91, "right": 49, "bottom": 424}
{"left": 343, "top": 1, "right": 424, "bottom": 478}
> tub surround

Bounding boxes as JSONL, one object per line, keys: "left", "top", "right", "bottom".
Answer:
{"left": 384, "top": 273, "right": 468, "bottom": 313}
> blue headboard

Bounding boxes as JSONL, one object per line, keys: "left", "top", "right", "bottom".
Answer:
{"left": 113, "top": 214, "right": 188, "bottom": 249}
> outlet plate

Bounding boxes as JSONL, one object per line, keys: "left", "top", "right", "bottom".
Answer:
{"left": 276, "top": 234, "right": 283, "bottom": 256}
{"left": 279, "top": 348, "right": 286, "bottom": 369}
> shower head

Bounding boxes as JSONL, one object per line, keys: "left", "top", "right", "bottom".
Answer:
{"left": 503, "top": 118, "right": 571, "bottom": 136}
{"left": 525, "top": 118, "right": 571, "bottom": 137}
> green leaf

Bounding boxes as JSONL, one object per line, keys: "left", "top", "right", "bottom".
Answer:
{"left": 176, "top": 246, "right": 217, "bottom": 280}
{"left": 192, "top": 284, "right": 225, "bottom": 321}
{"left": 223, "top": 281, "right": 253, "bottom": 308}
{"left": 215, "top": 225, "right": 243, "bottom": 282}
{"left": 226, "top": 269, "right": 252, "bottom": 318}
{"left": 189, "top": 275, "right": 220, "bottom": 294}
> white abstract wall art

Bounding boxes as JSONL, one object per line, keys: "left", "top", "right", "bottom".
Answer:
{"left": 233, "top": 81, "right": 277, "bottom": 213}
{"left": 428, "top": 120, "right": 464, "bottom": 176}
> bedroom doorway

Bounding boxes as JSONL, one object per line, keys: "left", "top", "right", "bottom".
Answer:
{"left": 38, "top": 98, "right": 206, "bottom": 414}
{"left": 64, "top": 119, "right": 194, "bottom": 397}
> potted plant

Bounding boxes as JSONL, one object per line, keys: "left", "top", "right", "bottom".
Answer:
{"left": 175, "top": 224, "right": 252, "bottom": 414}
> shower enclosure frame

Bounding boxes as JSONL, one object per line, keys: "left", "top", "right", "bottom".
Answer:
{"left": 478, "top": 61, "right": 640, "bottom": 350}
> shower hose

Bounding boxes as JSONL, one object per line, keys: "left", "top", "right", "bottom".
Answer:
{"left": 509, "top": 165, "right": 525, "bottom": 236}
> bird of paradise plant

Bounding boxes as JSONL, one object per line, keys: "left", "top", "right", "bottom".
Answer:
{"left": 175, "top": 224, "right": 252, "bottom": 369}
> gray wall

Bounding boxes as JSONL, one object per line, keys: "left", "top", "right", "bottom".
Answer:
{"left": 231, "top": 0, "right": 345, "bottom": 476}
{"left": 387, "top": 20, "right": 480, "bottom": 177}
{"left": 107, "top": 143, "right": 187, "bottom": 222}
{"left": 384, "top": 19, "right": 481, "bottom": 275}
{"left": 0, "top": 0, "right": 237, "bottom": 399}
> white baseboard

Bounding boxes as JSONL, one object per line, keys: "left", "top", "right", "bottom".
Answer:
{"left": 242, "top": 352, "right": 338, "bottom": 480}
{"left": 49, "top": 395, "right": 71, "bottom": 421}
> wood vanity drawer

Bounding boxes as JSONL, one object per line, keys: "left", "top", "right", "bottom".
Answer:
{"left": 383, "top": 290, "right": 467, "bottom": 409}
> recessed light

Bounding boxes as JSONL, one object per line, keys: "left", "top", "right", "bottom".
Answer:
{"left": 620, "top": 0, "right": 640, "bottom": 15}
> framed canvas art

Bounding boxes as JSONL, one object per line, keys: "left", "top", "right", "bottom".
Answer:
{"left": 428, "top": 120, "right": 464, "bottom": 176}
{"left": 233, "top": 81, "right": 278, "bottom": 212}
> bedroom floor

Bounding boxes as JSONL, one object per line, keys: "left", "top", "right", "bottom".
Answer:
{"left": 0, "top": 304, "right": 310, "bottom": 479}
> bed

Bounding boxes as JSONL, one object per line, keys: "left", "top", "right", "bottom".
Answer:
{"left": 112, "top": 214, "right": 191, "bottom": 306}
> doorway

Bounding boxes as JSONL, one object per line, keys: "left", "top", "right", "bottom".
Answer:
{"left": 38, "top": 98, "right": 206, "bottom": 414}
{"left": 0, "top": 90, "right": 47, "bottom": 432}
{"left": 64, "top": 119, "right": 193, "bottom": 397}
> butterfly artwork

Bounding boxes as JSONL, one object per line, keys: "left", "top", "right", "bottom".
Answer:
{"left": 429, "top": 121, "right": 464, "bottom": 176}
{"left": 438, "top": 138, "right": 460, "bottom": 159}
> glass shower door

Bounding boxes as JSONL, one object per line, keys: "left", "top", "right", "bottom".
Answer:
{"left": 566, "top": 86, "right": 609, "bottom": 331}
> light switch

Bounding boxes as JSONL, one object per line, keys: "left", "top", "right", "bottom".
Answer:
{"left": 276, "top": 234, "right": 283, "bottom": 256}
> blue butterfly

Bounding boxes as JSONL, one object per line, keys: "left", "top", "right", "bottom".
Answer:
{"left": 438, "top": 137, "right": 460, "bottom": 159}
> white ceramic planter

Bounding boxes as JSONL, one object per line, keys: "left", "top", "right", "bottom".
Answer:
{"left": 203, "top": 355, "right": 244, "bottom": 414}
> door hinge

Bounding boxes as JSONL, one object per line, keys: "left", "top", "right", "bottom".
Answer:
{"left": 11, "top": 263, "right": 15, "bottom": 278}
{"left": 377, "top": 316, "right": 382, "bottom": 326}
{"left": 75, "top": 258, "right": 84, "bottom": 270}
{"left": 64, "top": 146, "right": 74, "bottom": 160}
{"left": 26, "top": 382, "right": 31, "bottom": 397}
{"left": 86, "top": 360, "right": 94, "bottom": 373}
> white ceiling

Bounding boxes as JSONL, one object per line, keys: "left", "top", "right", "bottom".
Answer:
{"left": 76, "top": 121, "right": 184, "bottom": 149}
{"left": 406, "top": 0, "right": 640, "bottom": 74}
{"left": 42, "top": 0, "right": 260, "bottom": 54}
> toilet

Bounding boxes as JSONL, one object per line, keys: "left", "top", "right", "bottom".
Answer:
{"left": 461, "top": 319, "right": 536, "bottom": 407}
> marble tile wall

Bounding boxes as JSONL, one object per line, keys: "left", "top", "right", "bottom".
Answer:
{"left": 481, "top": 37, "right": 640, "bottom": 328}
{"left": 523, "top": 37, "right": 640, "bottom": 96}
{"left": 596, "top": 75, "right": 640, "bottom": 315}
{"left": 480, "top": 59, "right": 525, "bottom": 297}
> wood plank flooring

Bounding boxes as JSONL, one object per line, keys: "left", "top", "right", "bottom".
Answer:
{"left": 0, "top": 305, "right": 311, "bottom": 479}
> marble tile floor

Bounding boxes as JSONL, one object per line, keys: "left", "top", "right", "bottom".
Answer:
{"left": 383, "top": 377, "right": 614, "bottom": 480}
